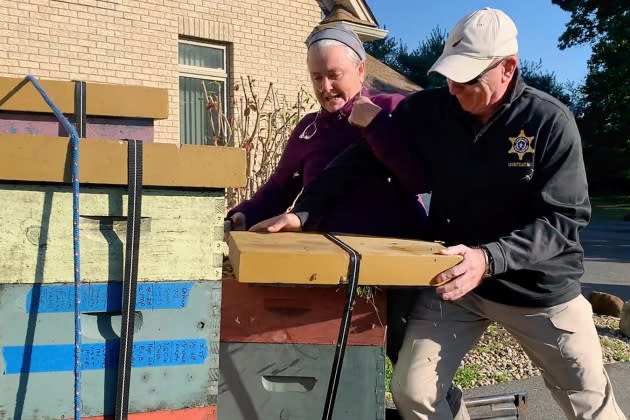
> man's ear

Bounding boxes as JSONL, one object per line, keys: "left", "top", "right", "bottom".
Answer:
{"left": 503, "top": 55, "right": 518, "bottom": 79}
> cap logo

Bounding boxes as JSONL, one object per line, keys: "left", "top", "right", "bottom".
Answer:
{"left": 508, "top": 129, "right": 535, "bottom": 161}
{"left": 452, "top": 38, "right": 464, "bottom": 48}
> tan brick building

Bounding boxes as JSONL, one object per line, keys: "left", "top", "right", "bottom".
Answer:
{"left": 0, "top": 0, "right": 386, "bottom": 144}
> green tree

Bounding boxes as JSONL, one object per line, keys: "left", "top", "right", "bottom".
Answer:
{"left": 397, "top": 27, "right": 448, "bottom": 89}
{"left": 518, "top": 59, "right": 578, "bottom": 112}
{"left": 363, "top": 35, "right": 401, "bottom": 70}
{"left": 553, "top": 0, "right": 630, "bottom": 191}
{"left": 365, "top": 27, "right": 447, "bottom": 89}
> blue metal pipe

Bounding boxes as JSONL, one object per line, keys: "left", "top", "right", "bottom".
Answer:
{"left": 25, "top": 74, "right": 82, "bottom": 420}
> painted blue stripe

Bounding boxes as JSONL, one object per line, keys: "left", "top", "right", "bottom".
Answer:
{"left": 2, "top": 339, "right": 208, "bottom": 374}
{"left": 25, "top": 282, "right": 194, "bottom": 313}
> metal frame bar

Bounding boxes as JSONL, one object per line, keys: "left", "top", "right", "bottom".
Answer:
{"left": 322, "top": 233, "right": 362, "bottom": 420}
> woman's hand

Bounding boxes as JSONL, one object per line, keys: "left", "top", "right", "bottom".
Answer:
{"left": 249, "top": 213, "right": 302, "bottom": 233}
{"left": 224, "top": 212, "right": 246, "bottom": 241}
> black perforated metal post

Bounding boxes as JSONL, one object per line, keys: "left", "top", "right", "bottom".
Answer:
{"left": 321, "top": 233, "right": 362, "bottom": 420}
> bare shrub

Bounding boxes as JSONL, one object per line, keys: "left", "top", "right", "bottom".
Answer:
{"left": 204, "top": 76, "right": 316, "bottom": 209}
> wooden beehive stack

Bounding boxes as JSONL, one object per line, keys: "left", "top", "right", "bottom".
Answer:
{"left": 0, "top": 77, "right": 246, "bottom": 420}
{"left": 219, "top": 231, "right": 461, "bottom": 420}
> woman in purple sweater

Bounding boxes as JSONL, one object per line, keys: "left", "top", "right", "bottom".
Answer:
{"left": 225, "top": 23, "right": 427, "bottom": 363}
{"left": 226, "top": 24, "right": 427, "bottom": 238}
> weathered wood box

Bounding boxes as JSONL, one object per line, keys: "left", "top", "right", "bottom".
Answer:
{"left": 221, "top": 279, "right": 386, "bottom": 345}
{"left": 0, "top": 135, "right": 245, "bottom": 419}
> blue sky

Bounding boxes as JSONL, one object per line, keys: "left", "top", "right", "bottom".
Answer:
{"left": 366, "top": 1, "right": 591, "bottom": 85}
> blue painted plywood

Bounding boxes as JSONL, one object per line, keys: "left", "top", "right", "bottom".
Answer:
{"left": 0, "top": 280, "right": 221, "bottom": 419}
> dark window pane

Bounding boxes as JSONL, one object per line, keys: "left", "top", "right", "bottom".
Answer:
{"left": 179, "top": 76, "right": 225, "bottom": 145}
{"left": 178, "top": 43, "right": 224, "bottom": 69}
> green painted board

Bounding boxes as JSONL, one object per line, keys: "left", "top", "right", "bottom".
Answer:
{"left": 219, "top": 343, "right": 385, "bottom": 420}
{"left": 0, "top": 184, "right": 225, "bottom": 283}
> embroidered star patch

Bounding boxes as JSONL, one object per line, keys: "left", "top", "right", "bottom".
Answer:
{"left": 508, "top": 129, "right": 535, "bottom": 161}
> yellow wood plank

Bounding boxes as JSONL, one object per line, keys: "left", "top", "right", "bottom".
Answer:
{"left": 336, "top": 235, "right": 462, "bottom": 286}
{"left": 87, "top": 83, "right": 168, "bottom": 118}
{"left": 228, "top": 232, "right": 350, "bottom": 285}
{"left": 0, "top": 77, "right": 74, "bottom": 113}
{"left": 0, "top": 185, "right": 224, "bottom": 283}
{"left": 0, "top": 77, "right": 168, "bottom": 118}
{"left": 0, "top": 136, "right": 246, "bottom": 188}
{"left": 227, "top": 232, "right": 463, "bottom": 286}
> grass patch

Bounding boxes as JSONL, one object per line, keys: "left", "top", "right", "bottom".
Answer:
{"left": 602, "top": 318, "right": 621, "bottom": 330}
{"left": 476, "top": 342, "right": 499, "bottom": 353}
{"left": 494, "top": 371, "right": 510, "bottom": 383}
{"left": 454, "top": 364, "right": 483, "bottom": 389}
{"left": 591, "top": 195, "right": 630, "bottom": 221}
{"left": 485, "top": 323, "right": 499, "bottom": 337}
{"left": 385, "top": 356, "right": 393, "bottom": 392}
{"left": 601, "top": 337, "right": 630, "bottom": 362}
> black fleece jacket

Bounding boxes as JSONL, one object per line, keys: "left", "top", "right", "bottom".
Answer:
{"left": 294, "top": 72, "right": 591, "bottom": 307}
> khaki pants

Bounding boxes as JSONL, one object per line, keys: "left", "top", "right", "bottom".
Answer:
{"left": 387, "top": 287, "right": 470, "bottom": 420}
{"left": 392, "top": 290, "right": 626, "bottom": 420}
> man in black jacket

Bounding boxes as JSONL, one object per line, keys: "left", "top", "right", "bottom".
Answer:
{"left": 251, "top": 7, "right": 625, "bottom": 420}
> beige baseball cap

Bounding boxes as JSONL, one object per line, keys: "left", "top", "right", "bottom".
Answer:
{"left": 429, "top": 7, "right": 518, "bottom": 83}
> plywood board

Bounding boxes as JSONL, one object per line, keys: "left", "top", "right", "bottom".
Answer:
{"left": 228, "top": 231, "right": 462, "bottom": 286}
{"left": 0, "top": 185, "right": 225, "bottom": 283}
{"left": 0, "top": 281, "right": 221, "bottom": 418}
{"left": 0, "top": 136, "right": 246, "bottom": 188}
{"left": 0, "top": 77, "right": 74, "bottom": 113}
{"left": 0, "top": 77, "right": 167, "bottom": 118}
{"left": 87, "top": 83, "right": 168, "bottom": 118}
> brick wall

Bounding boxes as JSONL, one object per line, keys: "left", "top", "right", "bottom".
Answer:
{"left": 0, "top": 0, "right": 321, "bottom": 143}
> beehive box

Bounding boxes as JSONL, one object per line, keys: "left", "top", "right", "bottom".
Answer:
{"left": 221, "top": 279, "right": 386, "bottom": 345}
{"left": 220, "top": 258, "right": 388, "bottom": 420}
{"left": 0, "top": 136, "right": 245, "bottom": 419}
{"left": 218, "top": 343, "right": 385, "bottom": 420}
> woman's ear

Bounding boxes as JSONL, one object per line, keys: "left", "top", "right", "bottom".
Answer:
{"left": 358, "top": 60, "right": 366, "bottom": 83}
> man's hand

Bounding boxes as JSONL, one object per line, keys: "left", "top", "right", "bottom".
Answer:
{"left": 432, "top": 245, "right": 487, "bottom": 301}
{"left": 249, "top": 213, "right": 302, "bottom": 233}
{"left": 224, "top": 212, "right": 246, "bottom": 241}
{"left": 348, "top": 96, "right": 382, "bottom": 127}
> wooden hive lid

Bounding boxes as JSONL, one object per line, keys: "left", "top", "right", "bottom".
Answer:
{"left": 228, "top": 231, "right": 462, "bottom": 286}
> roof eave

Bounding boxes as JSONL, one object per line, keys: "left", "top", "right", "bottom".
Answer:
{"left": 316, "top": 20, "right": 388, "bottom": 41}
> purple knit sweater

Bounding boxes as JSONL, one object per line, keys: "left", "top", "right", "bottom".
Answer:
{"left": 228, "top": 89, "right": 427, "bottom": 238}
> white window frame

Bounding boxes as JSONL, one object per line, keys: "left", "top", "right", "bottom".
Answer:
{"left": 178, "top": 39, "right": 229, "bottom": 145}
{"left": 178, "top": 39, "right": 228, "bottom": 80}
